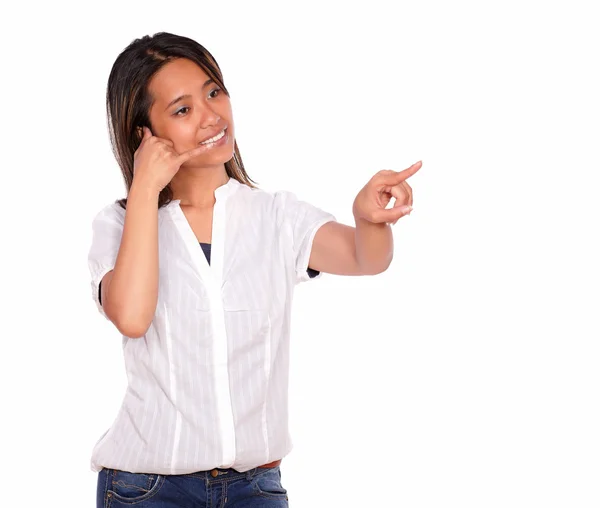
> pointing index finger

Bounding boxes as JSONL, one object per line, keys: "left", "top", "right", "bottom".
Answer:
{"left": 399, "top": 160, "right": 422, "bottom": 178}
{"left": 383, "top": 160, "right": 422, "bottom": 184}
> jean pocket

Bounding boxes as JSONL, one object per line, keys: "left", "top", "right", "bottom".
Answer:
{"left": 251, "top": 467, "right": 288, "bottom": 500}
{"left": 108, "top": 469, "right": 165, "bottom": 504}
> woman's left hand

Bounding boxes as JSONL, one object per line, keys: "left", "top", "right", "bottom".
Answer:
{"left": 352, "top": 161, "right": 422, "bottom": 226}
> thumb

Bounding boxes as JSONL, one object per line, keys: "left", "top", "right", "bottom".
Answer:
{"left": 176, "top": 143, "right": 212, "bottom": 164}
{"left": 391, "top": 205, "right": 413, "bottom": 225}
{"left": 378, "top": 204, "right": 412, "bottom": 225}
{"left": 142, "top": 126, "right": 152, "bottom": 140}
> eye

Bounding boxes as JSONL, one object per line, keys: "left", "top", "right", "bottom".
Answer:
{"left": 173, "top": 88, "right": 222, "bottom": 116}
{"left": 174, "top": 106, "right": 190, "bottom": 116}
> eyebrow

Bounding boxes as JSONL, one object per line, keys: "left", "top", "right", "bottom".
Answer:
{"left": 164, "top": 78, "right": 215, "bottom": 111}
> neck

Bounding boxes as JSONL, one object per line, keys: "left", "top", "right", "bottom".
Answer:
{"left": 170, "top": 165, "right": 229, "bottom": 208}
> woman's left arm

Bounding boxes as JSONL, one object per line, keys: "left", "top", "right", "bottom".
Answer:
{"left": 308, "top": 161, "right": 422, "bottom": 276}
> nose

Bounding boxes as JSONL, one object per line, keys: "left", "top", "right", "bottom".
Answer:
{"left": 196, "top": 101, "right": 221, "bottom": 130}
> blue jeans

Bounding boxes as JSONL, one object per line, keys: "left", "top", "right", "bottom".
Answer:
{"left": 97, "top": 465, "right": 289, "bottom": 507}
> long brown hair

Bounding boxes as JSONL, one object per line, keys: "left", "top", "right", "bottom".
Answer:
{"left": 106, "top": 32, "right": 258, "bottom": 209}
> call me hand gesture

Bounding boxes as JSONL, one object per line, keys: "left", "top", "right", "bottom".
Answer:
{"left": 133, "top": 126, "right": 214, "bottom": 194}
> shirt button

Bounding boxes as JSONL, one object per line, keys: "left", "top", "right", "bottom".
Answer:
{"left": 211, "top": 469, "right": 218, "bottom": 478}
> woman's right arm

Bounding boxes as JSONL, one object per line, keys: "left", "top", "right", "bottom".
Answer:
{"left": 101, "top": 182, "right": 159, "bottom": 338}
{"left": 96, "top": 126, "right": 210, "bottom": 337}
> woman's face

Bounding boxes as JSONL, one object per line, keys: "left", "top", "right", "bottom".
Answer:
{"left": 146, "top": 58, "right": 235, "bottom": 167}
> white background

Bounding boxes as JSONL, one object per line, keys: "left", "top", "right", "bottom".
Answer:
{"left": 1, "top": 1, "right": 598, "bottom": 506}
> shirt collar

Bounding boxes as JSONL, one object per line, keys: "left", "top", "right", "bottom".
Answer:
{"left": 214, "top": 176, "right": 240, "bottom": 200}
{"left": 169, "top": 177, "right": 241, "bottom": 208}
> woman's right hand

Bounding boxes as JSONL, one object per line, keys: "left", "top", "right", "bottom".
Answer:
{"left": 132, "top": 126, "right": 212, "bottom": 194}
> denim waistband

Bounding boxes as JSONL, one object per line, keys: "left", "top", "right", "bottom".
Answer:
{"left": 102, "top": 464, "right": 279, "bottom": 483}
{"left": 177, "top": 465, "right": 278, "bottom": 482}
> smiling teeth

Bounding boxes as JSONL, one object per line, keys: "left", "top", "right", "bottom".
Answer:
{"left": 200, "top": 129, "right": 226, "bottom": 145}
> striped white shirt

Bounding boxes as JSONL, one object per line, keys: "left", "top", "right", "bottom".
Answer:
{"left": 87, "top": 177, "right": 337, "bottom": 474}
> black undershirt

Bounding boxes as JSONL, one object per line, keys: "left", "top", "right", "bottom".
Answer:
{"left": 99, "top": 242, "right": 319, "bottom": 305}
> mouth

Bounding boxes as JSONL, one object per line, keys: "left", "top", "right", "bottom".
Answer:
{"left": 199, "top": 127, "right": 228, "bottom": 148}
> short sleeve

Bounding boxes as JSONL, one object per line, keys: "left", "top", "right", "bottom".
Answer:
{"left": 87, "top": 203, "right": 126, "bottom": 319}
{"left": 275, "top": 190, "right": 337, "bottom": 285}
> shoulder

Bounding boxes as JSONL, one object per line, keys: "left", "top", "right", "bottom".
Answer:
{"left": 242, "top": 186, "right": 332, "bottom": 223}
{"left": 235, "top": 184, "right": 289, "bottom": 212}
{"left": 232, "top": 186, "right": 306, "bottom": 232}
{"left": 91, "top": 200, "right": 126, "bottom": 226}
{"left": 247, "top": 186, "right": 303, "bottom": 209}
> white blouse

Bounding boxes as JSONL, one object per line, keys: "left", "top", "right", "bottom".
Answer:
{"left": 87, "top": 177, "right": 337, "bottom": 474}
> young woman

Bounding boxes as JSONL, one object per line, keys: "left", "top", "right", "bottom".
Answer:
{"left": 89, "top": 31, "right": 421, "bottom": 508}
